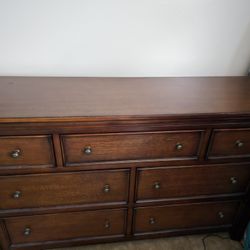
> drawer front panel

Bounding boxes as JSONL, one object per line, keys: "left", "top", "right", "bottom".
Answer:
{"left": 208, "top": 129, "right": 250, "bottom": 160}
{"left": 136, "top": 164, "right": 250, "bottom": 202}
{"left": 134, "top": 202, "right": 239, "bottom": 234}
{"left": 0, "top": 170, "right": 129, "bottom": 210}
{"left": 62, "top": 131, "right": 203, "bottom": 165}
{"left": 5, "top": 208, "right": 126, "bottom": 244}
{"left": 0, "top": 135, "right": 54, "bottom": 167}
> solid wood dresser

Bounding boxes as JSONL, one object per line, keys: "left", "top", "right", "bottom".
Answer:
{"left": 0, "top": 77, "right": 250, "bottom": 250}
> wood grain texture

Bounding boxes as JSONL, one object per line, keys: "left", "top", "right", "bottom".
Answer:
{"left": 62, "top": 131, "right": 203, "bottom": 165}
{"left": 134, "top": 201, "right": 240, "bottom": 235}
{"left": 52, "top": 134, "right": 63, "bottom": 167}
{"left": 136, "top": 164, "right": 250, "bottom": 203}
{"left": 5, "top": 208, "right": 127, "bottom": 244}
{"left": 208, "top": 128, "right": 250, "bottom": 160}
{"left": 0, "top": 77, "right": 250, "bottom": 123}
{"left": 0, "top": 76, "right": 250, "bottom": 249}
{"left": 0, "top": 170, "right": 129, "bottom": 210}
{"left": 0, "top": 135, "right": 54, "bottom": 168}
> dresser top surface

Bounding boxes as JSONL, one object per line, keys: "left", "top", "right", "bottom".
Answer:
{"left": 0, "top": 76, "right": 250, "bottom": 123}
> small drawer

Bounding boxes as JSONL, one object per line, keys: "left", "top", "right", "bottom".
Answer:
{"left": 61, "top": 130, "right": 203, "bottom": 165}
{"left": 0, "top": 169, "right": 129, "bottom": 210}
{"left": 134, "top": 202, "right": 239, "bottom": 235}
{"left": 207, "top": 128, "right": 250, "bottom": 160}
{"left": 136, "top": 164, "right": 250, "bottom": 202}
{"left": 5, "top": 208, "right": 126, "bottom": 244}
{"left": 0, "top": 135, "right": 54, "bottom": 168}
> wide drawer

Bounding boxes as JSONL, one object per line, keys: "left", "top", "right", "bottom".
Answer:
{"left": 5, "top": 208, "right": 126, "bottom": 244}
{"left": 136, "top": 164, "right": 250, "bottom": 202}
{"left": 207, "top": 128, "right": 250, "bottom": 160}
{"left": 0, "top": 169, "right": 129, "bottom": 210}
{"left": 0, "top": 135, "right": 54, "bottom": 168}
{"left": 61, "top": 131, "right": 203, "bottom": 165}
{"left": 134, "top": 201, "right": 239, "bottom": 235}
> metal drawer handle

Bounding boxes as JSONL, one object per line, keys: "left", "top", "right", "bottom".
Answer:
{"left": 83, "top": 146, "right": 92, "bottom": 155}
{"left": 235, "top": 140, "right": 244, "bottom": 148}
{"left": 103, "top": 184, "right": 110, "bottom": 193}
{"left": 230, "top": 177, "right": 238, "bottom": 185}
{"left": 176, "top": 143, "right": 183, "bottom": 150}
{"left": 10, "top": 149, "right": 21, "bottom": 158}
{"left": 153, "top": 182, "right": 161, "bottom": 190}
{"left": 149, "top": 217, "right": 156, "bottom": 225}
{"left": 24, "top": 227, "right": 31, "bottom": 236}
{"left": 104, "top": 220, "right": 110, "bottom": 229}
{"left": 12, "top": 191, "right": 22, "bottom": 199}
{"left": 218, "top": 211, "right": 224, "bottom": 219}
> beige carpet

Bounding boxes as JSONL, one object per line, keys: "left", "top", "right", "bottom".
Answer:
{"left": 51, "top": 233, "right": 243, "bottom": 250}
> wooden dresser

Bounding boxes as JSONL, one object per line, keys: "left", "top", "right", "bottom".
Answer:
{"left": 0, "top": 77, "right": 250, "bottom": 250}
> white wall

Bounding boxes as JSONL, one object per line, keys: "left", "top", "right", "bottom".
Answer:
{"left": 0, "top": 0, "right": 250, "bottom": 77}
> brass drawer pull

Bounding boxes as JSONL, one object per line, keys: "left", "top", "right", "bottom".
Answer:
{"left": 230, "top": 177, "right": 238, "bottom": 185}
{"left": 83, "top": 146, "right": 92, "bottom": 155}
{"left": 103, "top": 184, "right": 110, "bottom": 193}
{"left": 176, "top": 143, "right": 183, "bottom": 150}
{"left": 10, "top": 149, "right": 21, "bottom": 158}
{"left": 235, "top": 140, "right": 244, "bottom": 148}
{"left": 12, "top": 190, "right": 22, "bottom": 199}
{"left": 104, "top": 220, "right": 110, "bottom": 229}
{"left": 24, "top": 227, "right": 31, "bottom": 236}
{"left": 218, "top": 211, "right": 224, "bottom": 219}
{"left": 149, "top": 217, "right": 156, "bottom": 225}
{"left": 153, "top": 182, "right": 161, "bottom": 190}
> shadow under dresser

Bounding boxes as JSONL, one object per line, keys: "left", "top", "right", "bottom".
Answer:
{"left": 0, "top": 76, "right": 250, "bottom": 250}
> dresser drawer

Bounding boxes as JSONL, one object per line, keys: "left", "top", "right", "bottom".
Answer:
{"left": 5, "top": 208, "right": 126, "bottom": 244}
{"left": 134, "top": 202, "right": 239, "bottom": 235}
{"left": 0, "top": 169, "right": 129, "bottom": 210}
{"left": 136, "top": 164, "right": 250, "bottom": 202}
{"left": 208, "top": 128, "right": 250, "bottom": 160}
{"left": 61, "top": 131, "right": 203, "bottom": 165}
{"left": 0, "top": 135, "right": 54, "bottom": 168}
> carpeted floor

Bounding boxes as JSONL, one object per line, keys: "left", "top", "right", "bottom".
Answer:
{"left": 50, "top": 233, "right": 243, "bottom": 250}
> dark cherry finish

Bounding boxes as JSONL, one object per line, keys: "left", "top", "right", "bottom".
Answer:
{"left": 0, "top": 170, "right": 129, "bottom": 210}
{"left": 0, "top": 77, "right": 250, "bottom": 250}
{"left": 0, "top": 136, "right": 54, "bottom": 168}
{"left": 0, "top": 77, "right": 250, "bottom": 122}
{"left": 136, "top": 164, "right": 250, "bottom": 203}
{"left": 62, "top": 131, "right": 203, "bottom": 165}
{"left": 5, "top": 208, "right": 126, "bottom": 244}
{"left": 134, "top": 201, "right": 240, "bottom": 235}
{"left": 0, "top": 221, "right": 10, "bottom": 250}
{"left": 208, "top": 128, "right": 250, "bottom": 160}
